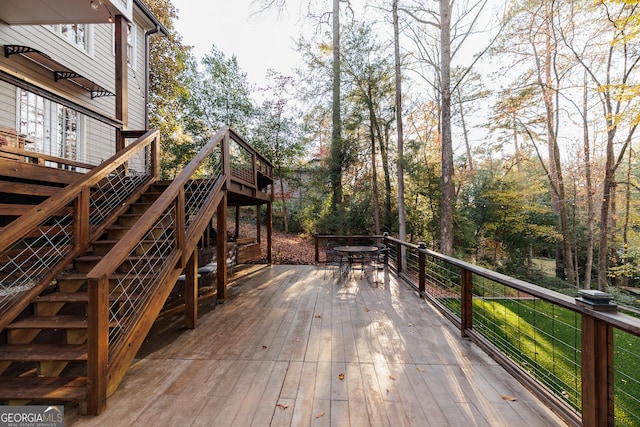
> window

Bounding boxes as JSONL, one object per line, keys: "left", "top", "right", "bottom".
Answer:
{"left": 49, "top": 24, "right": 93, "bottom": 54}
{"left": 18, "top": 89, "right": 82, "bottom": 162}
{"left": 126, "top": 22, "right": 136, "bottom": 67}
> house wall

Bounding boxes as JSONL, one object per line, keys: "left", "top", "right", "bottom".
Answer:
{"left": 0, "top": 6, "right": 154, "bottom": 165}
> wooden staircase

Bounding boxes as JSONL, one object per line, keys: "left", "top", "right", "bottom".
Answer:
{"left": 0, "top": 127, "right": 273, "bottom": 415}
{"left": 0, "top": 182, "right": 171, "bottom": 408}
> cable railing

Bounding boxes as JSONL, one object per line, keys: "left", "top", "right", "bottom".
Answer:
{"left": 0, "top": 130, "right": 159, "bottom": 330}
{"left": 315, "top": 233, "right": 640, "bottom": 426}
{"left": 84, "top": 127, "right": 252, "bottom": 414}
{"left": 381, "top": 235, "right": 640, "bottom": 427}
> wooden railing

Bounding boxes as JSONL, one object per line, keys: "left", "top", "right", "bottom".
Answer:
{"left": 315, "top": 233, "right": 640, "bottom": 426}
{"left": 382, "top": 235, "right": 640, "bottom": 427}
{"left": 0, "top": 130, "right": 160, "bottom": 330}
{"left": 83, "top": 127, "right": 243, "bottom": 414}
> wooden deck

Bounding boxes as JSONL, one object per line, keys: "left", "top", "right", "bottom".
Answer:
{"left": 66, "top": 264, "right": 566, "bottom": 426}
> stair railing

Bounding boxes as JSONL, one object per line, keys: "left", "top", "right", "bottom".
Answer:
{"left": 0, "top": 130, "right": 160, "bottom": 330}
{"left": 84, "top": 126, "right": 234, "bottom": 414}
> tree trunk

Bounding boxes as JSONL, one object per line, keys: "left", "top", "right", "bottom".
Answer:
{"left": 439, "top": 0, "right": 454, "bottom": 255}
{"left": 279, "top": 176, "right": 289, "bottom": 233}
{"left": 393, "top": 0, "right": 407, "bottom": 245}
{"left": 582, "top": 74, "right": 594, "bottom": 289}
{"left": 330, "top": 0, "right": 343, "bottom": 211}
{"left": 368, "top": 84, "right": 381, "bottom": 235}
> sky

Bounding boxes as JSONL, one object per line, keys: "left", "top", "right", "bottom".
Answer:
{"left": 170, "top": 0, "right": 303, "bottom": 89}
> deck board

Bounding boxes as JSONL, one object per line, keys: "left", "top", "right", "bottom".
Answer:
{"left": 67, "top": 264, "right": 567, "bottom": 426}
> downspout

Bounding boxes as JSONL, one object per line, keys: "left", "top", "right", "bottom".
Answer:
{"left": 144, "top": 25, "right": 160, "bottom": 130}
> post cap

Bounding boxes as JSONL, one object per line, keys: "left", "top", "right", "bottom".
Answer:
{"left": 576, "top": 290, "right": 617, "bottom": 312}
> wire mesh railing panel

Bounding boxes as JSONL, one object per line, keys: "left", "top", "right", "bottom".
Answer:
{"left": 183, "top": 147, "right": 222, "bottom": 230}
{"left": 0, "top": 207, "right": 74, "bottom": 316}
{"left": 425, "top": 256, "right": 462, "bottom": 318}
{"left": 89, "top": 149, "right": 152, "bottom": 227}
{"left": 229, "top": 138, "right": 253, "bottom": 183}
{"left": 107, "top": 206, "right": 176, "bottom": 356}
{"left": 615, "top": 329, "right": 640, "bottom": 426}
{"left": 471, "top": 274, "right": 582, "bottom": 413}
{"left": 404, "top": 246, "right": 420, "bottom": 284}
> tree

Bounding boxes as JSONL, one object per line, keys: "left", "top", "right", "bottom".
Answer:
{"left": 558, "top": 0, "right": 640, "bottom": 288}
{"left": 252, "top": 71, "right": 305, "bottom": 233}
{"left": 393, "top": 0, "right": 407, "bottom": 246}
{"left": 402, "top": 0, "right": 493, "bottom": 255}
{"left": 142, "top": 0, "right": 192, "bottom": 178}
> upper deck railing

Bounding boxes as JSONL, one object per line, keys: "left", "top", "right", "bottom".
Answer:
{"left": 314, "top": 233, "right": 640, "bottom": 427}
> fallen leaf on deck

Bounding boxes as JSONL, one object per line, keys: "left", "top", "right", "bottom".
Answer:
{"left": 315, "top": 314, "right": 322, "bottom": 318}
{"left": 502, "top": 395, "right": 517, "bottom": 401}
{"left": 338, "top": 373, "right": 345, "bottom": 380}
{"left": 389, "top": 375, "right": 396, "bottom": 380}
{"left": 417, "top": 367, "right": 424, "bottom": 372}
{"left": 364, "top": 307, "right": 370, "bottom": 312}
{"left": 262, "top": 345, "right": 268, "bottom": 349}
{"left": 277, "top": 403, "right": 289, "bottom": 410}
{"left": 315, "top": 411, "right": 325, "bottom": 418}
{"left": 379, "top": 321, "right": 384, "bottom": 326}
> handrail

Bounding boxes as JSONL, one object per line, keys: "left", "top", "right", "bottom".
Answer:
{"left": 382, "top": 234, "right": 640, "bottom": 427}
{"left": 0, "top": 145, "right": 96, "bottom": 170}
{"left": 0, "top": 130, "right": 159, "bottom": 329}
{"left": 0, "top": 129, "right": 159, "bottom": 252}
{"left": 85, "top": 127, "right": 227, "bottom": 281}
{"left": 84, "top": 126, "right": 229, "bottom": 414}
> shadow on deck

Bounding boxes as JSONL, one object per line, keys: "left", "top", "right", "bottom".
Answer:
{"left": 65, "top": 264, "right": 565, "bottom": 426}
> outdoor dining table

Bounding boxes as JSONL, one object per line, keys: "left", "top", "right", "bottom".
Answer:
{"left": 332, "top": 245, "right": 379, "bottom": 278}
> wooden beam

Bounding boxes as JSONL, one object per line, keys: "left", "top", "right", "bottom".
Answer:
{"left": 267, "top": 201, "right": 272, "bottom": 264}
{"left": 184, "top": 250, "right": 198, "bottom": 329}
{"left": 86, "top": 277, "right": 109, "bottom": 415}
{"left": 216, "top": 193, "right": 228, "bottom": 303}
{"left": 114, "top": 15, "right": 128, "bottom": 134}
{"left": 581, "top": 313, "right": 614, "bottom": 427}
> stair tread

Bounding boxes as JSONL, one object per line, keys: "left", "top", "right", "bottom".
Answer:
{"left": 0, "top": 344, "right": 87, "bottom": 361}
{"left": 8, "top": 315, "right": 88, "bottom": 329}
{"left": 6, "top": 315, "right": 118, "bottom": 329}
{"left": 0, "top": 376, "right": 87, "bottom": 401}
{"left": 35, "top": 292, "right": 141, "bottom": 303}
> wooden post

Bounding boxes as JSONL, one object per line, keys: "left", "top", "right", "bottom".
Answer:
{"left": 86, "top": 276, "right": 109, "bottom": 415}
{"left": 396, "top": 241, "right": 403, "bottom": 275}
{"left": 256, "top": 205, "right": 261, "bottom": 243}
{"left": 216, "top": 193, "right": 228, "bottom": 303}
{"left": 581, "top": 314, "right": 614, "bottom": 427}
{"left": 267, "top": 201, "right": 272, "bottom": 264}
{"left": 74, "top": 187, "right": 90, "bottom": 251}
{"left": 114, "top": 15, "right": 128, "bottom": 135}
{"left": 314, "top": 234, "right": 320, "bottom": 264}
{"left": 461, "top": 267, "right": 473, "bottom": 337}
{"left": 185, "top": 250, "right": 198, "bottom": 329}
{"left": 418, "top": 242, "right": 426, "bottom": 296}
{"left": 235, "top": 206, "right": 240, "bottom": 240}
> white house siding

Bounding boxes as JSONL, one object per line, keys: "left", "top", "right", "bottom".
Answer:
{"left": 0, "top": 80, "right": 16, "bottom": 129}
{"left": 0, "top": 6, "right": 156, "bottom": 164}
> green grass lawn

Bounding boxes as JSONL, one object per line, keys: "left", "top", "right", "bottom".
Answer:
{"left": 469, "top": 298, "right": 640, "bottom": 425}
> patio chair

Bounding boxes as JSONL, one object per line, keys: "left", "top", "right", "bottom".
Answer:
{"left": 324, "top": 242, "right": 346, "bottom": 279}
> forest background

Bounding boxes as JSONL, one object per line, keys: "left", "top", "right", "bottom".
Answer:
{"left": 142, "top": 0, "right": 640, "bottom": 306}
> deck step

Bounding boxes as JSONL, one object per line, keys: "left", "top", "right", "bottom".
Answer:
{"left": 5, "top": 315, "right": 117, "bottom": 329}
{"left": 35, "top": 292, "right": 140, "bottom": 303}
{"left": 0, "top": 344, "right": 87, "bottom": 361}
{"left": 0, "top": 376, "right": 87, "bottom": 402}
{"left": 6, "top": 315, "right": 89, "bottom": 329}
